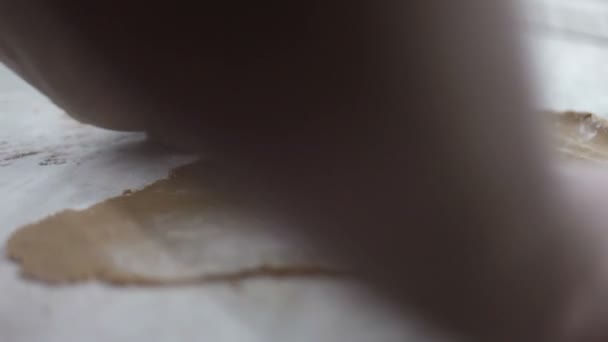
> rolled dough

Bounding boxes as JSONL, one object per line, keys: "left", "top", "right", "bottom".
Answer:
{"left": 7, "top": 111, "right": 601, "bottom": 285}
{"left": 6, "top": 161, "right": 339, "bottom": 285}
{"left": 548, "top": 111, "right": 608, "bottom": 162}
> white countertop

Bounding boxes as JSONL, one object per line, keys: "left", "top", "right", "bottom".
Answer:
{"left": 0, "top": 65, "right": 427, "bottom": 342}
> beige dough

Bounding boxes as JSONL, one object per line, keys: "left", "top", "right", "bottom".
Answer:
{"left": 6, "top": 161, "right": 338, "bottom": 285}
{"left": 547, "top": 111, "right": 608, "bottom": 162}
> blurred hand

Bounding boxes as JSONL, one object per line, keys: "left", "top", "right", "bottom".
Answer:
{"left": 555, "top": 162, "right": 608, "bottom": 341}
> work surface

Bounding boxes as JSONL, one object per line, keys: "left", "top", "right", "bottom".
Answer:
{"left": 0, "top": 2, "right": 603, "bottom": 340}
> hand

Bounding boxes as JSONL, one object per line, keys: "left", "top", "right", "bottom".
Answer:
{"left": 554, "top": 162, "right": 608, "bottom": 341}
